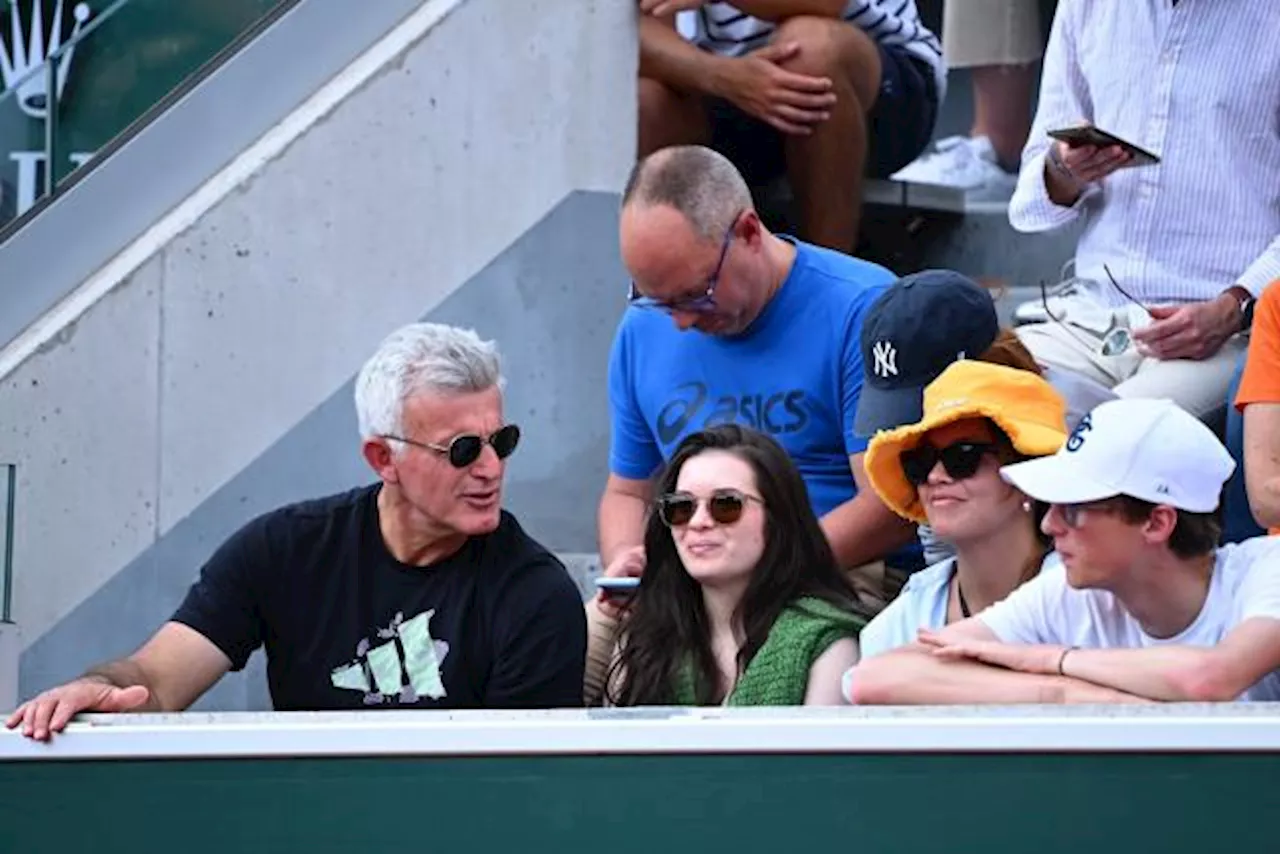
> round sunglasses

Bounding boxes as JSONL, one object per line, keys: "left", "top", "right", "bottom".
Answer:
{"left": 900, "top": 441, "right": 997, "bottom": 487}
{"left": 384, "top": 423, "right": 521, "bottom": 469}
{"left": 657, "top": 488, "right": 763, "bottom": 527}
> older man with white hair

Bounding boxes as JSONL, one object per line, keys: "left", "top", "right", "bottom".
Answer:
{"left": 8, "top": 323, "right": 587, "bottom": 740}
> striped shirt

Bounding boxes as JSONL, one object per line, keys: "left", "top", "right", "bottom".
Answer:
{"left": 1009, "top": 0, "right": 1280, "bottom": 305}
{"left": 676, "top": 2, "right": 944, "bottom": 99}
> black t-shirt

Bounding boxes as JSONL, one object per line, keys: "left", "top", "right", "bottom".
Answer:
{"left": 172, "top": 485, "right": 586, "bottom": 710}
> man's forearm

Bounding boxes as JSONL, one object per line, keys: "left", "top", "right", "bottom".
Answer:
{"left": 849, "top": 647, "right": 1150, "bottom": 706}
{"left": 598, "top": 491, "right": 649, "bottom": 566}
{"left": 640, "top": 15, "right": 728, "bottom": 96}
{"left": 82, "top": 659, "right": 164, "bottom": 710}
{"left": 1243, "top": 406, "right": 1280, "bottom": 529}
{"left": 1061, "top": 644, "right": 1264, "bottom": 703}
{"left": 821, "top": 492, "right": 917, "bottom": 569}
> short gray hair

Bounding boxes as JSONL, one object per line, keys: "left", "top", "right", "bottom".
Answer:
{"left": 355, "top": 322, "right": 504, "bottom": 441}
{"left": 621, "top": 145, "right": 753, "bottom": 240}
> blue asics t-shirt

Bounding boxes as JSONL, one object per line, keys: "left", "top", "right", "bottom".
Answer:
{"left": 608, "top": 238, "right": 893, "bottom": 518}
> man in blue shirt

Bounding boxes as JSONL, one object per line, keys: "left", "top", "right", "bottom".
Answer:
{"left": 597, "top": 144, "right": 918, "bottom": 609}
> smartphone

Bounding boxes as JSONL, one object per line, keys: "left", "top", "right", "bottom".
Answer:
{"left": 1047, "top": 125, "right": 1160, "bottom": 167}
{"left": 594, "top": 577, "right": 641, "bottom": 597}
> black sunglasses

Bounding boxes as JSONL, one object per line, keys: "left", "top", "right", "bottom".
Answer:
{"left": 900, "top": 442, "right": 997, "bottom": 486}
{"left": 384, "top": 424, "right": 521, "bottom": 468}
{"left": 657, "top": 488, "right": 763, "bottom": 527}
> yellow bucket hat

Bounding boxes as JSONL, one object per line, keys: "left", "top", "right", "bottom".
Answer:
{"left": 865, "top": 360, "right": 1068, "bottom": 523}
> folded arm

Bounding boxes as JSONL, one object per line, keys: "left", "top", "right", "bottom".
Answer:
{"left": 1058, "top": 618, "right": 1280, "bottom": 702}
{"left": 847, "top": 619, "right": 1149, "bottom": 705}
{"left": 918, "top": 617, "right": 1280, "bottom": 703}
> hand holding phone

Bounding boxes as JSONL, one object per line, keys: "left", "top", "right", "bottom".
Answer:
{"left": 1046, "top": 124, "right": 1159, "bottom": 185}
{"left": 1047, "top": 125, "right": 1159, "bottom": 166}
{"left": 594, "top": 546, "right": 647, "bottom": 619}
{"left": 594, "top": 577, "right": 641, "bottom": 597}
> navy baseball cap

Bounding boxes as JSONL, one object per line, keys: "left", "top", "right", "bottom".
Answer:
{"left": 854, "top": 270, "right": 1000, "bottom": 438}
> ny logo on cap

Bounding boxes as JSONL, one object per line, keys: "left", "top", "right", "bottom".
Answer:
{"left": 1066, "top": 413, "right": 1092, "bottom": 453}
{"left": 872, "top": 341, "right": 898, "bottom": 378}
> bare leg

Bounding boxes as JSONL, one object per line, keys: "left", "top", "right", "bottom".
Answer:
{"left": 969, "top": 63, "right": 1036, "bottom": 170}
{"left": 637, "top": 77, "right": 710, "bottom": 157}
{"left": 772, "top": 16, "right": 882, "bottom": 252}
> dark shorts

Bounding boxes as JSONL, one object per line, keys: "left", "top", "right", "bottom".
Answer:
{"left": 705, "top": 39, "right": 939, "bottom": 186}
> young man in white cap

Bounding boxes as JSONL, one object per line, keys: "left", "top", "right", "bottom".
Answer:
{"left": 846, "top": 397, "right": 1280, "bottom": 705}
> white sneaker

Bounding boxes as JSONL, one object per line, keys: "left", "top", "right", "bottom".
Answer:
{"left": 891, "top": 136, "right": 1018, "bottom": 203}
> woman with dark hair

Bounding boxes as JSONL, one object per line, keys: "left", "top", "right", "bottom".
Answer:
{"left": 601, "top": 424, "right": 867, "bottom": 707}
{"left": 853, "top": 360, "right": 1067, "bottom": 664}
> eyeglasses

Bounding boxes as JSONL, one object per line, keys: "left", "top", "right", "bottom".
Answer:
{"left": 383, "top": 424, "right": 521, "bottom": 468}
{"left": 627, "top": 212, "right": 741, "bottom": 315}
{"left": 1040, "top": 265, "right": 1151, "bottom": 357}
{"left": 656, "top": 488, "right": 763, "bottom": 527}
{"left": 900, "top": 442, "right": 997, "bottom": 486}
{"left": 1101, "top": 265, "right": 1150, "bottom": 317}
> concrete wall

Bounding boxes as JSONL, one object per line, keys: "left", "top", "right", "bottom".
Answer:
{"left": 0, "top": 0, "right": 636, "bottom": 702}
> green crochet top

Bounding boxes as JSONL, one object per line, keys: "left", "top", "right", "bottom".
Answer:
{"left": 672, "top": 597, "right": 865, "bottom": 707}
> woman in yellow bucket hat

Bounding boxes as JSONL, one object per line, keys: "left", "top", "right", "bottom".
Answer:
{"left": 852, "top": 360, "right": 1068, "bottom": 661}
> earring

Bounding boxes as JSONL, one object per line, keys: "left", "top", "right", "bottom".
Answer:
{"left": 1022, "top": 500, "right": 1033, "bottom": 513}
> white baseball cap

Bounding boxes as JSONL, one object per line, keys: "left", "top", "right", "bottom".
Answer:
{"left": 999, "top": 398, "right": 1235, "bottom": 513}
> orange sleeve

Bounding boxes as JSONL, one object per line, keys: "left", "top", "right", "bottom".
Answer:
{"left": 1236, "top": 281, "right": 1280, "bottom": 411}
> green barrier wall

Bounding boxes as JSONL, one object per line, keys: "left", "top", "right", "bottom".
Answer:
{"left": 1, "top": 750, "right": 1277, "bottom": 852}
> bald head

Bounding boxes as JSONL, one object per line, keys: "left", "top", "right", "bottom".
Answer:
{"left": 621, "top": 145, "right": 754, "bottom": 241}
